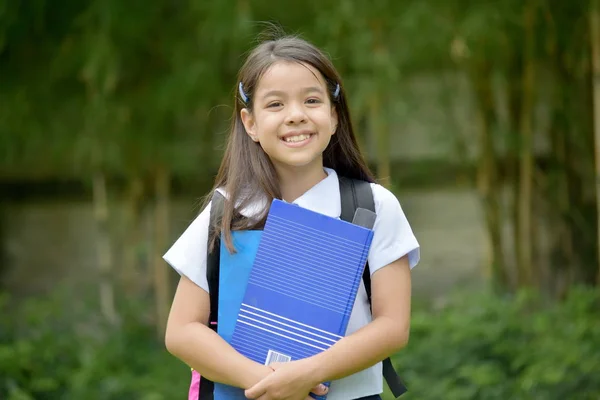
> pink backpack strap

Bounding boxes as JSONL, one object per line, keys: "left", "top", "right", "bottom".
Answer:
{"left": 189, "top": 368, "right": 201, "bottom": 400}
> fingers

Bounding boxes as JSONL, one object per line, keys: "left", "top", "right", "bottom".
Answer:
{"left": 311, "top": 383, "right": 329, "bottom": 396}
{"left": 245, "top": 385, "right": 266, "bottom": 399}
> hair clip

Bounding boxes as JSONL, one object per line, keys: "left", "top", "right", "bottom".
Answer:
{"left": 333, "top": 83, "right": 340, "bottom": 99}
{"left": 239, "top": 82, "right": 249, "bottom": 103}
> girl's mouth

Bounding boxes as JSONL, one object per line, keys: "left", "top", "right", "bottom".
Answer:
{"left": 281, "top": 133, "right": 315, "bottom": 147}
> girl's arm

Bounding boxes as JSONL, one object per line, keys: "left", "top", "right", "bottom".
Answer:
{"left": 308, "top": 254, "right": 411, "bottom": 382}
{"left": 165, "top": 276, "right": 271, "bottom": 389}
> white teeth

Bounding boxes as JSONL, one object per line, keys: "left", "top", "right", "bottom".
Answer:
{"left": 284, "top": 134, "right": 311, "bottom": 143}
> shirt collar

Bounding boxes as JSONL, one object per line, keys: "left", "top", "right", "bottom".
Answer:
{"left": 291, "top": 167, "right": 341, "bottom": 218}
{"left": 218, "top": 167, "right": 341, "bottom": 219}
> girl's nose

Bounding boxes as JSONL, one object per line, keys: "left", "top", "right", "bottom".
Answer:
{"left": 285, "top": 103, "right": 307, "bottom": 125}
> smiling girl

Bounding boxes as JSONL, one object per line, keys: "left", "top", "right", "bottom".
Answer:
{"left": 163, "top": 34, "right": 420, "bottom": 400}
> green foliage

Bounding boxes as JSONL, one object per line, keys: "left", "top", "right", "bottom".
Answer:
{"left": 0, "top": 291, "right": 188, "bottom": 400}
{"left": 386, "top": 287, "right": 600, "bottom": 400}
{"left": 0, "top": 0, "right": 533, "bottom": 177}
{"left": 2, "top": 287, "right": 598, "bottom": 399}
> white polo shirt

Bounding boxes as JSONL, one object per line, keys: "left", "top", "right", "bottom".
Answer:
{"left": 164, "top": 167, "right": 420, "bottom": 399}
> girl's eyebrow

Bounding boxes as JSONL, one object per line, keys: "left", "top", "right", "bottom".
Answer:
{"left": 262, "top": 90, "right": 286, "bottom": 100}
{"left": 261, "top": 86, "right": 325, "bottom": 100}
{"left": 302, "top": 86, "right": 325, "bottom": 95}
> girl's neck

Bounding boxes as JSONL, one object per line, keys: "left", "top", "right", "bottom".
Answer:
{"left": 276, "top": 163, "right": 327, "bottom": 203}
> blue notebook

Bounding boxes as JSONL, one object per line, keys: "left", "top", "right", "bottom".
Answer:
{"left": 223, "top": 199, "right": 374, "bottom": 399}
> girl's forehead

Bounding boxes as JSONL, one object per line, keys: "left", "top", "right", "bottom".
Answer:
{"left": 256, "top": 61, "right": 327, "bottom": 93}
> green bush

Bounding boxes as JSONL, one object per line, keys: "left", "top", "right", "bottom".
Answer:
{"left": 0, "top": 291, "right": 189, "bottom": 400}
{"left": 387, "top": 287, "right": 600, "bottom": 400}
{"left": 1, "top": 287, "right": 599, "bottom": 399}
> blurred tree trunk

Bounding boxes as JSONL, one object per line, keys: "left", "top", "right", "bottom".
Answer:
{"left": 0, "top": 206, "right": 6, "bottom": 282}
{"left": 591, "top": 0, "right": 600, "bottom": 285}
{"left": 472, "top": 62, "right": 508, "bottom": 291}
{"left": 122, "top": 175, "right": 145, "bottom": 293}
{"left": 546, "top": 35, "right": 576, "bottom": 297}
{"left": 548, "top": 78, "right": 575, "bottom": 297}
{"left": 370, "top": 18, "right": 391, "bottom": 187}
{"left": 507, "top": 47, "right": 522, "bottom": 291}
{"left": 153, "top": 164, "right": 171, "bottom": 338}
{"left": 443, "top": 71, "right": 470, "bottom": 185}
{"left": 371, "top": 93, "right": 391, "bottom": 187}
{"left": 576, "top": 66, "right": 598, "bottom": 286}
{"left": 355, "top": 113, "right": 369, "bottom": 158}
{"left": 516, "top": 0, "right": 536, "bottom": 288}
{"left": 93, "top": 170, "right": 119, "bottom": 325}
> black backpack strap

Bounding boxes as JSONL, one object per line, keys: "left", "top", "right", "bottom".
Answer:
{"left": 338, "top": 177, "right": 407, "bottom": 399}
{"left": 339, "top": 177, "right": 375, "bottom": 301}
{"left": 206, "top": 190, "right": 225, "bottom": 329}
{"left": 198, "top": 191, "right": 225, "bottom": 400}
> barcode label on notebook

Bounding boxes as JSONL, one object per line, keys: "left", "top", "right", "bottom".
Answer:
{"left": 265, "top": 350, "right": 291, "bottom": 365}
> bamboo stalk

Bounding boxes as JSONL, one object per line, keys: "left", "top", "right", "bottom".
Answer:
{"left": 93, "top": 170, "right": 119, "bottom": 325}
{"left": 590, "top": 0, "right": 600, "bottom": 285}
{"left": 473, "top": 63, "right": 508, "bottom": 291}
{"left": 153, "top": 165, "right": 171, "bottom": 338}
{"left": 123, "top": 176, "right": 144, "bottom": 293}
{"left": 371, "top": 93, "right": 391, "bottom": 187}
{"left": 516, "top": 1, "right": 536, "bottom": 287}
{"left": 371, "top": 18, "right": 391, "bottom": 187}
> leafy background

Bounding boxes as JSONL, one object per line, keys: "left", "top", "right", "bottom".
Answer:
{"left": 1, "top": 0, "right": 600, "bottom": 398}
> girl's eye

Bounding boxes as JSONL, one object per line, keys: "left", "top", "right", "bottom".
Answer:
{"left": 306, "top": 98, "right": 321, "bottom": 104}
{"left": 267, "top": 102, "right": 282, "bottom": 108}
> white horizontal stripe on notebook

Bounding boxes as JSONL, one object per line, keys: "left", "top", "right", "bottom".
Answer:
{"left": 249, "top": 257, "right": 360, "bottom": 289}
{"left": 251, "top": 257, "right": 363, "bottom": 294}
{"left": 239, "top": 309, "right": 339, "bottom": 343}
{"left": 257, "top": 239, "right": 363, "bottom": 272}
{"left": 237, "top": 320, "right": 328, "bottom": 351}
{"left": 245, "top": 280, "right": 354, "bottom": 314}
{"left": 247, "top": 265, "right": 362, "bottom": 306}
{"left": 253, "top": 256, "right": 354, "bottom": 284}
{"left": 267, "top": 214, "right": 368, "bottom": 246}
{"left": 241, "top": 304, "right": 343, "bottom": 338}
{"left": 233, "top": 326, "right": 315, "bottom": 358}
{"left": 261, "top": 227, "right": 366, "bottom": 261}
{"left": 232, "top": 332, "right": 315, "bottom": 360}
{"left": 258, "top": 231, "right": 367, "bottom": 262}
{"left": 263, "top": 226, "right": 366, "bottom": 260}
{"left": 263, "top": 220, "right": 366, "bottom": 257}
{"left": 256, "top": 241, "right": 367, "bottom": 278}
{"left": 247, "top": 265, "right": 362, "bottom": 303}
{"left": 233, "top": 329, "right": 320, "bottom": 360}
{"left": 238, "top": 315, "right": 335, "bottom": 347}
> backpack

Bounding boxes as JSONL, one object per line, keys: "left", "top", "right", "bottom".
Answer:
{"left": 196, "top": 177, "right": 407, "bottom": 399}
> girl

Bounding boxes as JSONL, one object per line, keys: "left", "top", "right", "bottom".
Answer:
{"left": 164, "top": 34, "right": 420, "bottom": 400}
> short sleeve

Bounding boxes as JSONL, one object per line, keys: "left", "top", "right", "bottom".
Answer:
{"left": 367, "top": 184, "right": 420, "bottom": 275}
{"left": 162, "top": 201, "right": 211, "bottom": 292}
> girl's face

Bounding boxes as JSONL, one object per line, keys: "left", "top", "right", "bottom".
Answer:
{"left": 241, "top": 61, "right": 338, "bottom": 175}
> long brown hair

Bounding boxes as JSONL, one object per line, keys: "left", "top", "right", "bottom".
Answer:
{"left": 208, "top": 34, "right": 375, "bottom": 252}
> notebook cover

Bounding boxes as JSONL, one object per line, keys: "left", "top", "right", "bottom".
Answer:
{"left": 228, "top": 199, "right": 374, "bottom": 399}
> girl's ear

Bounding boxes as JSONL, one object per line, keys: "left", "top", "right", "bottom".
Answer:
{"left": 240, "top": 108, "right": 259, "bottom": 142}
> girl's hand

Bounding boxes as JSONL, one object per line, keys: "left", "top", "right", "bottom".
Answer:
{"left": 244, "top": 364, "right": 276, "bottom": 389}
{"left": 244, "top": 360, "right": 328, "bottom": 400}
